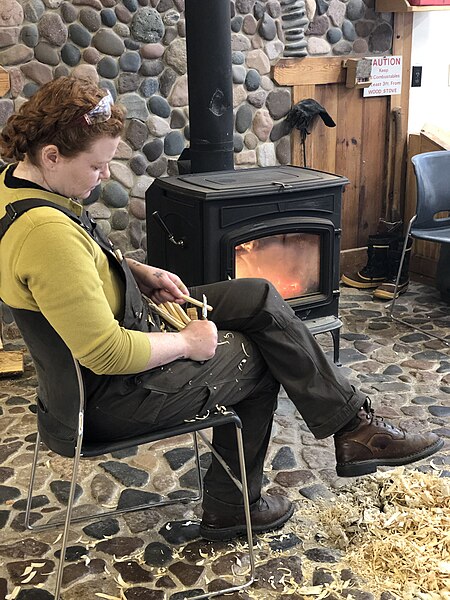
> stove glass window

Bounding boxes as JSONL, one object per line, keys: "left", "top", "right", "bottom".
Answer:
{"left": 235, "top": 232, "right": 321, "bottom": 300}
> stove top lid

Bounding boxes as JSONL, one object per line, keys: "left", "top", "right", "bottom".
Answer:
{"left": 180, "top": 166, "right": 342, "bottom": 188}
{"left": 158, "top": 166, "right": 348, "bottom": 198}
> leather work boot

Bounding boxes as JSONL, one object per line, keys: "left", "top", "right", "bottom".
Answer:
{"left": 334, "top": 400, "right": 444, "bottom": 477}
{"left": 341, "top": 234, "right": 398, "bottom": 289}
{"left": 200, "top": 494, "right": 294, "bottom": 542}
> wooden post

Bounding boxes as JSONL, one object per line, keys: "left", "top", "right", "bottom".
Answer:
{"left": 0, "top": 67, "right": 10, "bottom": 97}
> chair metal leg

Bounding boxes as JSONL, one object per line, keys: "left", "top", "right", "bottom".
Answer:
{"left": 24, "top": 430, "right": 41, "bottom": 530}
{"left": 388, "top": 216, "right": 450, "bottom": 347}
{"left": 191, "top": 425, "right": 256, "bottom": 600}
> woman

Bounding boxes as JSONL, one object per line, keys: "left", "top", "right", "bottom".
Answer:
{"left": 0, "top": 77, "right": 443, "bottom": 541}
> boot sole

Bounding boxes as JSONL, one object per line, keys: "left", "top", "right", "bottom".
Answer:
{"left": 373, "top": 284, "right": 409, "bottom": 300}
{"left": 199, "top": 502, "right": 295, "bottom": 542}
{"left": 341, "top": 274, "right": 386, "bottom": 289}
{"left": 336, "top": 438, "right": 444, "bottom": 478}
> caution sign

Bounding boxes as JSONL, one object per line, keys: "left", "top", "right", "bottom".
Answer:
{"left": 363, "top": 56, "right": 402, "bottom": 97}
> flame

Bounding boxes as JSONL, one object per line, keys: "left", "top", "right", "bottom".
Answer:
{"left": 235, "top": 233, "right": 320, "bottom": 300}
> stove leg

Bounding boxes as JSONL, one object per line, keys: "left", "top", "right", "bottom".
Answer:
{"left": 330, "top": 327, "right": 341, "bottom": 366}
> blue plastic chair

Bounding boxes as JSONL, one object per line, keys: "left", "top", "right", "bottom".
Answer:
{"left": 389, "top": 150, "right": 450, "bottom": 346}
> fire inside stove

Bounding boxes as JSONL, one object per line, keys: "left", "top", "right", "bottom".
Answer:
{"left": 235, "top": 232, "right": 321, "bottom": 300}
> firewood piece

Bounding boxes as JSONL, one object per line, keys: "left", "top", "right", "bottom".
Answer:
{"left": 0, "top": 350, "right": 24, "bottom": 377}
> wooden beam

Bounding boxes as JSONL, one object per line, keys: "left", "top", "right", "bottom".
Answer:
{"left": 0, "top": 67, "right": 10, "bottom": 97}
{"left": 376, "top": 0, "right": 450, "bottom": 12}
{"left": 388, "top": 11, "right": 413, "bottom": 222}
{"left": 273, "top": 57, "right": 346, "bottom": 87}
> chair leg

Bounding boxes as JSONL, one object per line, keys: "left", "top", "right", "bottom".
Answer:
{"left": 388, "top": 217, "right": 450, "bottom": 347}
{"left": 191, "top": 425, "right": 256, "bottom": 600}
{"left": 53, "top": 437, "right": 84, "bottom": 600}
{"left": 24, "top": 430, "right": 42, "bottom": 530}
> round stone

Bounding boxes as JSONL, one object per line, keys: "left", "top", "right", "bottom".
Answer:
{"left": 347, "top": 0, "right": 365, "bottom": 21}
{"left": 327, "top": 27, "right": 342, "bottom": 44}
{"left": 23, "top": 0, "right": 45, "bottom": 23}
{"left": 129, "top": 154, "right": 148, "bottom": 175}
{"left": 118, "top": 72, "right": 140, "bottom": 93}
{"left": 102, "top": 181, "right": 129, "bottom": 208}
{"left": 123, "top": 0, "right": 138, "bottom": 10}
{"left": 148, "top": 95, "right": 170, "bottom": 118}
{"left": 231, "top": 15, "right": 243, "bottom": 32}
{"left": 121, "top": 92, "right": 149, "bottom": 120}
{"left": 21, "top": 24, "right": 39, "bottom": 47}
{"left": 276, "top": 137, "right": 290, "bottom": 164}
{"left": 146, "top": 156, "right": 167, "bottom": 177}
{"left": 60, "top": 1, "right": 78, "bottom": 22}
{"left": 115, "top": 4, "right": 132, "bottom": 23}
{"left": 86, "top": 202, "right": 111, "bottom": 219}
{"left": 68, "top": 23, "right": 92, "bottom": 47}
{"left": 131, "top": 7, "right": 164, "bottom": 43}
{"left": 353, "top": 38, "right": 368, "bottom": 54}
{"left": 0, "top": 0, "right": 23, "bottom": 26}
{"left": 342, "top": 19, "right": 357, "bottom": 41}
{"left": 112, "top": 209, "right": 130, "bottom": 230}
{"left": 129, "top": 197, "right": 146, "bottom": 219}
{"left": 119, "top": 50, "right": 141, "bottom": 72}
{"left": 139, "top": 58, "right": 164, "bottom": 77}
{"left": 0, "top": 100, "right": 14, "bottom": 126}
{"left": 83, "top": 47, "right": 101, "bottom": 64}
{"left": 333, "top": 40, "right": 352, "bottom": 55}
{"left": 54, "top": 64, "right": 70, "bottom": 78}
{"left": 243, "top": 14, "right": 257, "bottom": 35}
{"left": 232, "top": 65, "right": 246, "bottom": 84}
{"left": 259, "top": 13, "right": 276, "bottom": 40}
{"left": 140, "top": 42, "right": 164, "bottom": 59}
{"left": 163, "top": 8, "right": 179, "bottom": 26}
{"left": 265, "top": 89, "right": 291, "bottom": 120}
{"left": 79, "top": 7, "right": 101, "bottom": 31}
{"left": 99, "top": 79, "right": 116, "bottom": 99}
{"left": 232, "top": 51, "right": 244, "bottom": 65}
{"left": 124, "top": 38, "right": 140, "bottom": 50}
{"left": 38, "top": 13, "right": 67, "bottom": 46}
{"left": 245, "top": 69, "right": 260, "bottom": 91}
{"left": 170, "top": 108, "right": 185, "bottom": 128}
{"left": 93, "top": 29, "right": 125, "bottom": 55}
{"left": 34, "top": 42, "right": 59, "bottom": 65}
{"left": 61, "top": 43, "right": 81, "bottom": 66}
{"left": 233, "top": 133, "right": 244, "bottom": 152}
{"left": 139, "top": 77, "right": 159, "bottom": 97}
{"left": 165, "top": 38, "right": 186, "bottom": 75}
{"left": 164, "top": 131, "right": 184, "bottom": 156}
{"left": 235, "top": 103, "right": 252, "bottom": 133}
{"left": 159, "top": 67, "right": 176, "bottom": 97}
{"left": 100, "top": 8, "right": 116, "bottom": 26}
{"left": 369, "top": 22, "right": 393, "bottom": 54}
{"left": 143, "top": 138, "right": 163, "bottom": 161}
{"left": 97, "top": 56, "right": 119, "bottom": 78}
{"left": 126, "top": 119, "right": 148, "bottom": 150}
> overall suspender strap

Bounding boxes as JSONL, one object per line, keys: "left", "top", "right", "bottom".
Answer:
{"left": 0, "top": 198, "right": 82, "bottom": 241}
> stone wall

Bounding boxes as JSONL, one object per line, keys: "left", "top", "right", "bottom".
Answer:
{"left": 0, "top": 0, "right": 393, "bottom": 259}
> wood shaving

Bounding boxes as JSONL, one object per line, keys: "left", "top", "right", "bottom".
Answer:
{"left": 304, "top": 467, "right": 450, "bottom": 598}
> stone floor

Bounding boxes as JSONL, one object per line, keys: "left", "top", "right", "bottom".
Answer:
{"left": 0, "top": 283, "right": 449, "bottom": 600}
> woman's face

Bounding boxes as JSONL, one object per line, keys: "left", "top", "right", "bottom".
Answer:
{"left": 50, "top": 135, "right": 121, "bottom": 200}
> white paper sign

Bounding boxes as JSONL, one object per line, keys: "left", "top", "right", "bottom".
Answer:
{"left": 363, "top": 55, "right": 402, "bottom": 97}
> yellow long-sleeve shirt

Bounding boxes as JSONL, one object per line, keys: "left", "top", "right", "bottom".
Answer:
{"left": 0, "top": 164, "right": 151, "bottom": 375}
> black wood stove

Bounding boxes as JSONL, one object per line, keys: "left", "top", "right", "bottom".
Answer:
{"left": 146, "top": 165, "right": 348, "bottom": 362}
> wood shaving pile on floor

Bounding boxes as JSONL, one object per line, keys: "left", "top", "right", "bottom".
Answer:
{"left": 306, "top": 467, "right": 450, "bottom": 599}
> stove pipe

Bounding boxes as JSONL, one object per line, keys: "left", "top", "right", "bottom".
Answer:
{"left": 184, "top": 0, "right": 234, "bottom": 173}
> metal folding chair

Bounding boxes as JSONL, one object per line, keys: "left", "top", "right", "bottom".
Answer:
{"left": 10, "top": 307, "right": 256, "bottom": 600}
{"left": 389, "top": 150, "right": 450, "bottom": 346}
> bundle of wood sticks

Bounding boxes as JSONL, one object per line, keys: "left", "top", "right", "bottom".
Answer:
{"left": 145, "top": 294, "right": 212, "bottom": 331}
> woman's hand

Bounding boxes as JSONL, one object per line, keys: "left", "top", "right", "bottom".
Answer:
{"left": 126, "top": 259, "right": 188, "bottom": 304}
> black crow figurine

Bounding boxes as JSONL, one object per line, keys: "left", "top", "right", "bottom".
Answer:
{"left": 285, "top": 98, "right": 336, "bottom": 167}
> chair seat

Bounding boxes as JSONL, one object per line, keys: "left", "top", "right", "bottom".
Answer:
{"left": 80, "top": 409, "right": 241, "bottom": 458}
{"left": 411, "top": 227, "right": 450, "bottom": 245}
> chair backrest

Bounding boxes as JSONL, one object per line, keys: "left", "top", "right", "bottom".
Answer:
{"left": 411, "top": 150, "right": 450, "bottom": 231}
{"left": 8, "top": 307, "right": 81, "bottom": 457}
